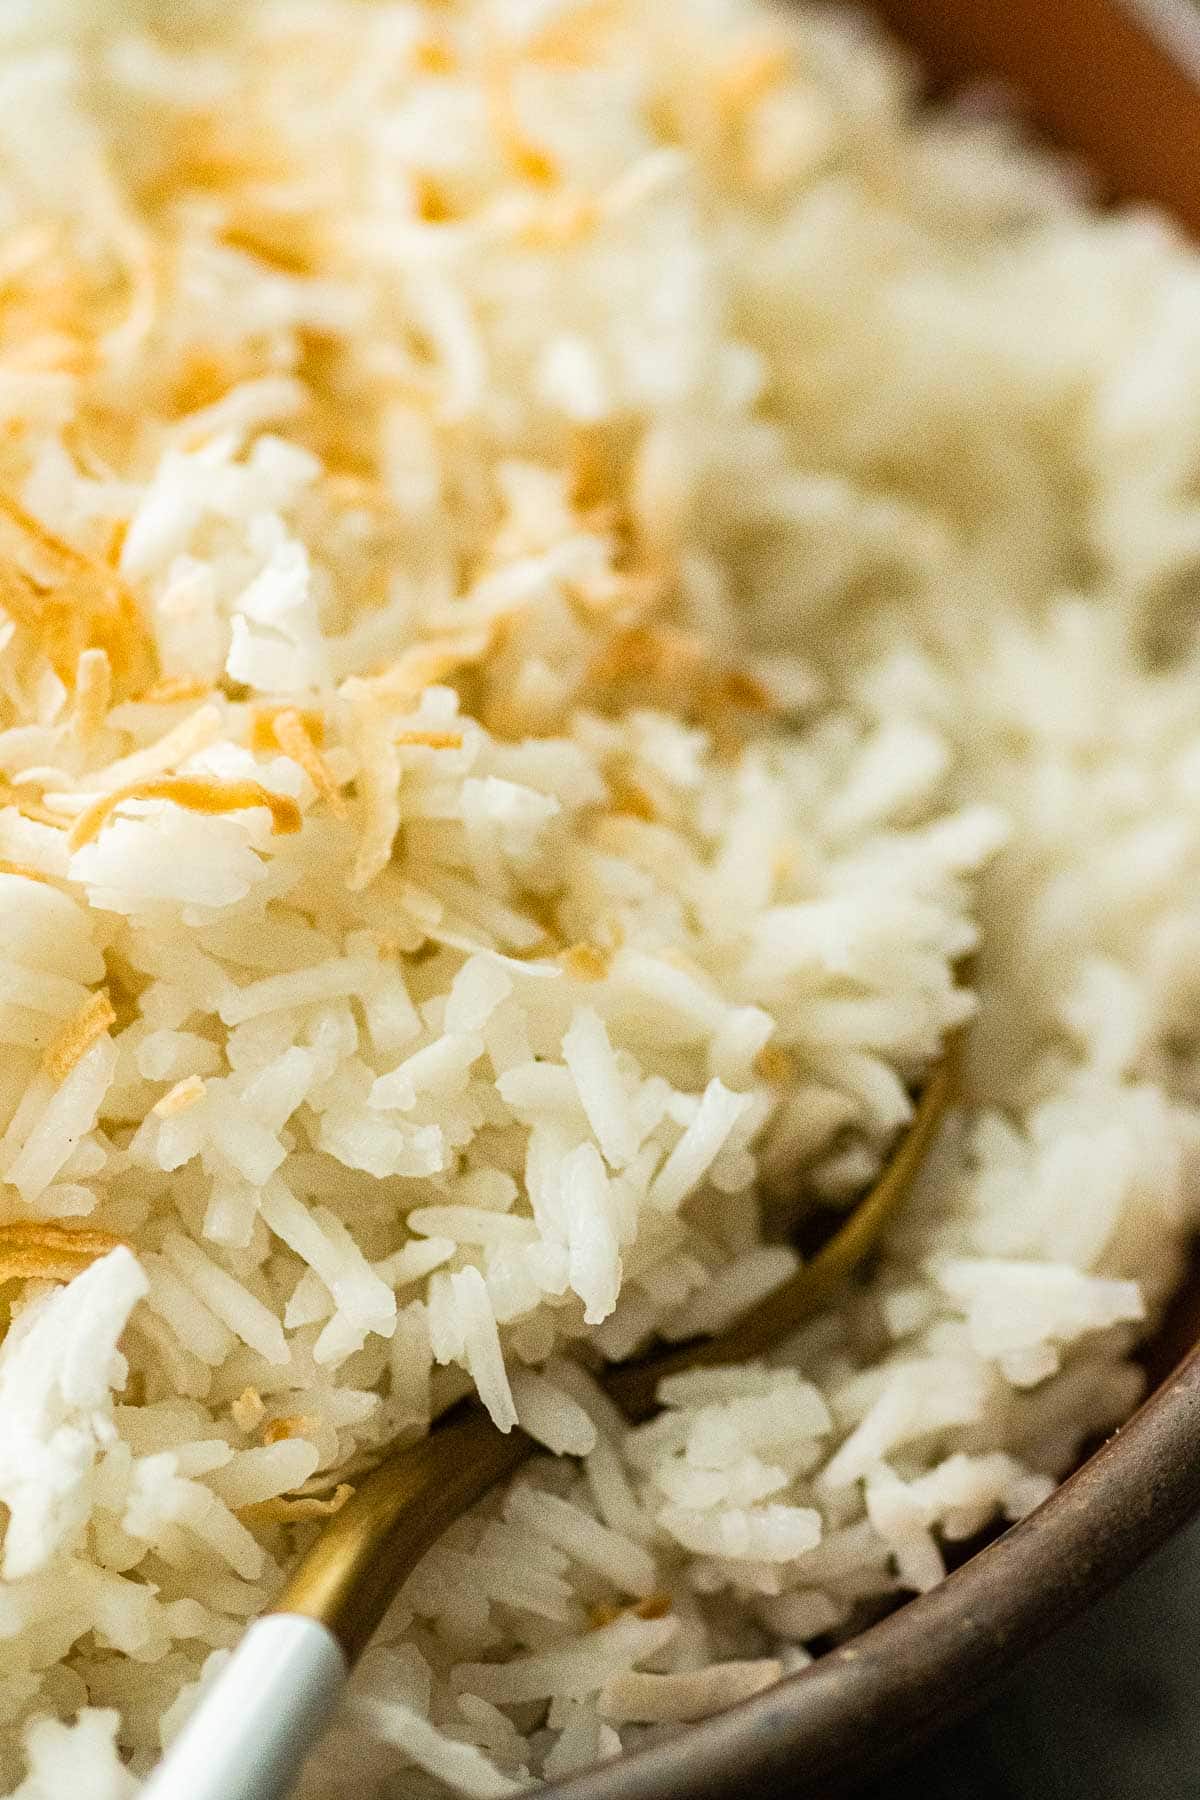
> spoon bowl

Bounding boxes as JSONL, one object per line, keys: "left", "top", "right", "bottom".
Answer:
{"left": 143, "top": 1019, "right": 959, "bottom": 1800}
{"left": 272, "top": 1046, "right": 956, "bottom": 1658}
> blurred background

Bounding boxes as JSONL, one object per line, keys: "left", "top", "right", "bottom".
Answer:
{"left": 860, "top": 1510, "right": 1200, "bottom": 1798}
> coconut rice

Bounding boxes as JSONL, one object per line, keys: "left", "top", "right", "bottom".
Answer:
{"left": 0, "top": 0, "right": 1197, "bottom": 1792}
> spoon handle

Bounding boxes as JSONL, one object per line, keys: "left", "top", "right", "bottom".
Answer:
{"left": 275, "top": 1405, "right": 535, "bottom": 1660}
{"left": 140, "top": 1614, "right": 346, "bottom": 1800}
{"left": 142, "top": 1413, "right": 533, "bottom": 1800}
{"left": 144, "top": 1046, "right": 954, "bottom": 1799}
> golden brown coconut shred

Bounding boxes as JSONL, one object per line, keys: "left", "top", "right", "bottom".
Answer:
{"left": 262, "top": 708, "right": 348, "bottom": 818}
{"left": 137, "top": 674, "right": 215, "bottom": 706}
{"left": 0, "top": 491, "right": 156, "bottom": 695}
{"left": 0, "top": 782, "right": 73, "bottom": 829}
{"left": 0, "top": 1222, "right": 124, "bottom": 1286}
{"left": 69, "top": 648, "right": 113, "bottom": 745}
{"left": 67, "top": 775, "right": 303, "bottom": 853}
{"left": 242, "top": 1482, "right": 354, "bottom": 1523}
{"left": 151, "top": 1075, "right": 207, "bottom": 1118}
{"left": 43, "top": 989, "right": 116, "bottom": 1082}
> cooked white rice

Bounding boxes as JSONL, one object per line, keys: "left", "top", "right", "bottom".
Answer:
{"left": 0, "top": 0, "right": 1196, "bottom": 1791}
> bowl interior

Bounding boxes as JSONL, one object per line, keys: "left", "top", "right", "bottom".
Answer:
{"left": 875, "top": 0, "right": 1200, "bottom": 233}
{"left": 547, "top": 3, "right": 1200, "bottom": 1795}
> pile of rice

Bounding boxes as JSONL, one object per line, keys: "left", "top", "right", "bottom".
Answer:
{"left": 0, "top": 0, "right": 1198, "bottom": 1792}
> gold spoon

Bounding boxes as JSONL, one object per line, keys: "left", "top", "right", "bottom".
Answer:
{"left": 143, "top": 1043, "right": 956, "bottom": 1800}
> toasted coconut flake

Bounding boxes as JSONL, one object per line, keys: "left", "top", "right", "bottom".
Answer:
{"left": 366, "top": 632, "right": 490, "bottom": 708}
{"left": 262, "top": 1414, "right": 319, "bottom": 1445}
{"left": 343, "top": 677, "right": 401, "bottom": 892}
{"left": 250, "top": 706, "right": 326, "bottom": 751}
{"left": 0, "top": 1222, "right": 123, "bottom": 1286}
{"left": 0, "top": 223, "right": 60, "bottom": 286}
{"left": 486, "top": 63, "right": 559, "bottom": 186}
{"left": 393, "top": 728, "right": 463, "bottom": 751}
{"left": 2, "top": 333, "right": 90, "bottom": 377}
{"left": 219, "top": 201, "right": 329, "bottom": 278}
{"left": 712, "top": 37, "right": 792, "bottom": 123}
{"left": 412, "top": 174, "right": 457, "bottom": 225}
{"left": 570, "top": 566, "right": 665, "bottom": 619}
{"left": 528, "top": 0, "right": 617, "bottom": 66}
{"left": 717, "top": 667, "right": 773, "bottom": 712}
{"left": 103, "top": 226, "right": 159, "bottom": 362}
{"left": 508, "top": 933, "right": 559, "bottom": 962}
{"left": 592, "top": 625, "right": 705, "bottom": 689}
{"left": 0, "top": 559, "right": 40, "bottom": 629}
{"left": 103, "top": 520, "right": 129, "bottom": 569}
{"left": 43, "top": 989, "right": 116, "bottom": 1082}
{"left": 561, "top": 943, "right": 608, "bottom": 982}
{"left": 44, "top": 584, "right": 154, "bottom": 695}
{"left": 411, "top": 35, "right": 459, "bottom": 76}
{"left": 591, "top": 627, "right": 776, "bottom": 738}
{"left": 633, "top": 1591, "right": 673, "bottom": 1620}
{"left": 82, "top": 704, "right": 225, "bottom": 794}
{"left": 0, "top": 489, "right": 87, "bottom": 582}
{"left": 753, "top": 1044, "right": 796, "bottom": 1086}
{"left": 320, "top": 473, "right": 398, "bottom": 515}
{"left": 607, "top": 777, "right": 657, "bottom": 822}
{"left": 69, "top": 647, "right": 112, "bottom": 744}
{"left": 232, "top": 1387, "right": 266, "bottom": 1433}
{"left": 68, "top": 775, "right": 302, "bottom": 852}
{"left": 268, "top": 708, "right": 347, "bottom": 817}
{"left": 516, "top": 193, "right": 598, "bottom": 250}
{"left": 0, "top": 860, "right": 55, "bottom": 885}
{"left": 169, "top": 347, "right": 251, "bottom": 418}
{"left": 510, "top": 142, "right": 558, "bottom": 188}
{"left": 585, "top": 1593, "right": 673, "bottom": 1631}
{"left": 139, "top": 674, "right": 214, "bottom": 705}
{"left": 152, "top": 1074, "right": 207, "bottom": 1118}
{"left": 569, "top": 425, "right": 616, "bottom": 512}
{"left": 244, "top": 1482, "right": 354, "bottom": 1523}
{"left": 0, "top": 490, "right": 157, "bottom": 693}
{"left": 0, "top": 780, "right": 71, "bottom": 829}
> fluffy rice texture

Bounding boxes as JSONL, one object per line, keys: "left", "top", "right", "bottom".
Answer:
{"left": 0, "top": 0, "right": 1196, "bottom": 1792}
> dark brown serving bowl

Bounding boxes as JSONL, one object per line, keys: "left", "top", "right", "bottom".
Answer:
{"left": 554, "top": 3, "right": 1200, "bottom": 1795}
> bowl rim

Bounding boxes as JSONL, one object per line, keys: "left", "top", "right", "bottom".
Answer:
{"left": 540, "top": 0, "right": 1200, "bottom": 1792}
{"left": 548, "top": 1337, "right": 1200, "bottom": 1800}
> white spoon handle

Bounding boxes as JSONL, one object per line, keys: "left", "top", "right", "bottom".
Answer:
{"left": 141, "top": 1614, "right": 346, "bottom": 1800}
